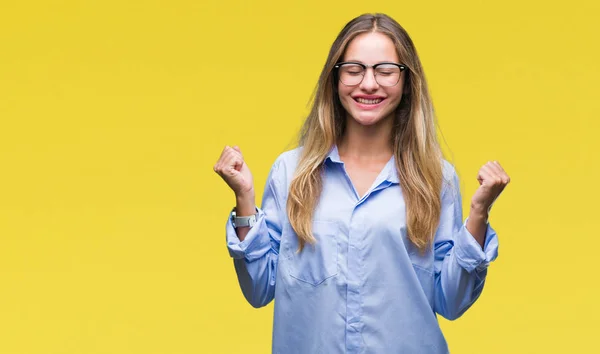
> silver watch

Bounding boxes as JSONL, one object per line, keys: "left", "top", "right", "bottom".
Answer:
{"left": 231, "top": 208, "right": 258, "bottom": 228}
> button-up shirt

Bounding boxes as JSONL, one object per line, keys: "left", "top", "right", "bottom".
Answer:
{"left": 226, "top": 146, "right": 498, "bottom": 353}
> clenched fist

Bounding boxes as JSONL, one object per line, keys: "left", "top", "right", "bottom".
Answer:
{"left": 213, "top": 146, "right": 255, "bottom": 199}
{"left": 471, "top": 161, "right": 510, "bottom": 214}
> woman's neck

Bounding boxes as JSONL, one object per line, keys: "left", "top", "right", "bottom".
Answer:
{"left": 338, "top": 115, "right": 394, "bottom": 162}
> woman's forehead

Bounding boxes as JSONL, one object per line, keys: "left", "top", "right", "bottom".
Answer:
{"left": 342, "top": 32, "right": 400, "bottom": 63}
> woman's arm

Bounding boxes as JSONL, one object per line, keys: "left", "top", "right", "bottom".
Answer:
{"left": 432, "top": 162, "right": 509, "bottom": 320}
{"left": 215, "top": 147, "right": 286, "bottom": 308}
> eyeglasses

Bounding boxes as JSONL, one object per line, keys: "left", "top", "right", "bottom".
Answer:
{"left": 334, "top": 62, "right": 407, "bottom": 87}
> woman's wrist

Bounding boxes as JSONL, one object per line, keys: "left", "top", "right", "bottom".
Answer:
{"left": 235, "top": 192, "right": 256, "bottom": 216}
{"left": 469, "top": 202, "right": 489, "bottom": 222}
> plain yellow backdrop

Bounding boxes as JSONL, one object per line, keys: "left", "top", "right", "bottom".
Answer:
{"left": 1, "top": 0, "right": 599, "bottom": 353}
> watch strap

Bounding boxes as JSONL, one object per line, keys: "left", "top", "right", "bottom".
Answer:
{"left": 232, "top": 208, "right": 258, "bottom": 228}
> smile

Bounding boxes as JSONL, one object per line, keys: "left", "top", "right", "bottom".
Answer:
{"left": 355, "top": 97, "right": 384, "bottom": 105}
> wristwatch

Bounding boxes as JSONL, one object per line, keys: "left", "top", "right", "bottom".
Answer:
{"left": 231, "top": 208, "right": 258, "bottom": 228}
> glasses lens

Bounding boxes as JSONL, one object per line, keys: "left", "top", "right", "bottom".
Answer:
{"left": 338, "top": 64, "right": 364, "bottom": 86}
{"left": 375, "top": 64, "right": 401, "bottom": 87}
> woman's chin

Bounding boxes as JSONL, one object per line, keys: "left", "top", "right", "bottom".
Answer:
{"left": 351, "top": 112, "right": 387, "bottom": 126}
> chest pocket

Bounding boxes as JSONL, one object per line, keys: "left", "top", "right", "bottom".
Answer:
{"left": 284, "top": 221, "right": 339, "bottom": 286}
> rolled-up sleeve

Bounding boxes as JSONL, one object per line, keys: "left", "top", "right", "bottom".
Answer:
{"left": 227, "top": 207, "right": 272, "bottom": 261}
{"left": 453, "top": 217, "right": 498, "bottom": 273}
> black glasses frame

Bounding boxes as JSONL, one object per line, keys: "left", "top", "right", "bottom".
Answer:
{"left": 334, "top": 61, "right": 407, "bottom": 87}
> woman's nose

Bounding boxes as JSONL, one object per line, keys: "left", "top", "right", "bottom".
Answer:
{"left": 359, "top": 68, "right": 379, "bottom": 91}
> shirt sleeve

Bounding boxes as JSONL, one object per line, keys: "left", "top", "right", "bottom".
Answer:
{"left": 225, "top": 158, "right": 286, "bottom": 308}
{"left": 432, "top": 164, "right": 499, "bottom": 320}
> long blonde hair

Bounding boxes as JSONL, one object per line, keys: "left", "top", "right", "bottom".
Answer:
{"left": 287, "top": 13, "right": 443, "bottom": 253}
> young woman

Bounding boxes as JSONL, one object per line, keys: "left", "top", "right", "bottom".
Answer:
{"left": 214, "top": 13, "right": 510, "bottom": 354}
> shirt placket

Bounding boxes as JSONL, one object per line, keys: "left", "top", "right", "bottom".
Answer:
{"left": 346, "top": 205, "right": 365, "bottom": 353}
{"left": 345, "top": 185, "right": 394, "bottom": 353}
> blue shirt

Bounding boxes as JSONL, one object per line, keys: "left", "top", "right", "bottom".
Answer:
{"left": 226, "top": 146, "right": 498, "bottom": 354}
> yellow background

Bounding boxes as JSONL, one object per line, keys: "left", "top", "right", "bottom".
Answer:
{"left": 1, "top": 0, "right": 599, "bottom": 353}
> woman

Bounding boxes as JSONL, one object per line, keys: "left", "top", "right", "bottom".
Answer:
{"left": 213, "top": 13, "right": 509, "bottom": 354}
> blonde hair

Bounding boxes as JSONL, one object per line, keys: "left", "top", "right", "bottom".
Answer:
{"left": 288, "top": 13, "right": 443, "bottom": 253}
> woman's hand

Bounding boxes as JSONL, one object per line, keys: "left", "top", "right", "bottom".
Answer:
{"left": 213, "top": 146, "right": 255, "bottom": 201}
{"left": 471, "top": 161, "right": 510, "bottom": 215}
{"left": 467, "top": 161, "right": 510, "bottom": 247}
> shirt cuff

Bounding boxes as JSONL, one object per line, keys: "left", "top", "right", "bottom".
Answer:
{"left": 453, "top": 218, "right": 499, "bottom": 273}
{"left": 225, "top": 207, "right": 271, "bottom": 262}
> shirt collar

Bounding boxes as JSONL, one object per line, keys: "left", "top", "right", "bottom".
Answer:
{"left": 384, "top": 155, "right": 400, "bottom": 184}
{"left": 325, "top": 145, "right": 400, "bottom": 184}
{"left": 325, "top": 145, "right": 343, "bottom": 164}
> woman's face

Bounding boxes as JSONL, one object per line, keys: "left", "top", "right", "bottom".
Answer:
{"left": 337, "top": 32, "right": 405, "bottom": 127}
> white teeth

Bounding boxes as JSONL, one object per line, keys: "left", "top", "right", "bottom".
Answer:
{"left": 356, "top": 98, "right": 383, "bottom": 104}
